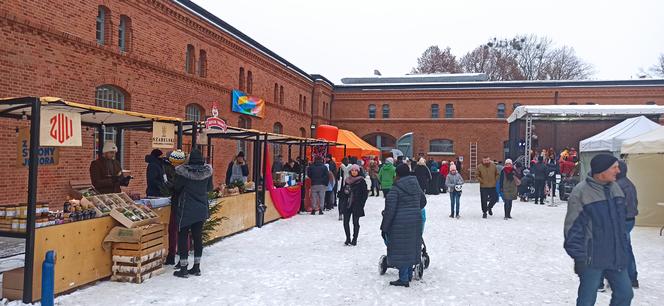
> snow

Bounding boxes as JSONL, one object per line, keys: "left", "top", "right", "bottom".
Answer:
{"left": 3, "top": 183, "right": 664, "bottom": 305}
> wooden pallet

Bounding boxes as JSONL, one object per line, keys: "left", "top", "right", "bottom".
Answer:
{"left": 110, "top": 224, "right": 166, "bottom": 283}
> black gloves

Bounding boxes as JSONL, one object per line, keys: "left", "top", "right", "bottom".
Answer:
{"left": 574, "top": 260, "right": 587, "bottom": 276}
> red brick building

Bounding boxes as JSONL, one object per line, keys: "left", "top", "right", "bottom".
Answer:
{"left": 0, "top": 0, "right": 663, "bottom": 205}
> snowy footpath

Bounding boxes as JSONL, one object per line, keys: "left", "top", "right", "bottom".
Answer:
{"left": 4, "top": 183, "right": 664, "bottom": 305}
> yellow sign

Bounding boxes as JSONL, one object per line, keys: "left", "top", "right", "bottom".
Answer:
{"left": 17, "top": 127, "right": 60, "bottom": 167}
{"left": 39, "top": 110, "right": 82, "bottom": 146}
{"left": 152, "top": 122, "right": 175, "bottom": 148}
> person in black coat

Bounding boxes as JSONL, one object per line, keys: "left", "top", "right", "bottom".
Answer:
{"left": 531, "top": 156, "right": 548, "bottom": 204}
{"left": 414, "top": 158, "right": 432, "bottom": 192}
{"left": 145, "top": 149, "right": 167, "bottom": 197}
{"left": 338, "top": 164, "right": 368, "bottom": 246}
{"left": 546, "top": 158, "right": 559, "bottom": 197}
{"left": 173, "top": 149, "right": 213, "bottom": 278}
{"left": 381, "top": 164, "right": 426, "bottom": 287}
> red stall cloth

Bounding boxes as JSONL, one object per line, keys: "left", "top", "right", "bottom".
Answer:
{"left": 264, "top": 146, "right": 301, "bottom": 218}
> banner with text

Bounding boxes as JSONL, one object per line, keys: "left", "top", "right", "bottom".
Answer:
{"left": 152, "top": 121, "right": 176, "bottom": 148}
{"left": 39, "top": 109, "right": 82, "bottom": 146}
{"left": 16, "top": 127, "right": 60, "bottom": 167}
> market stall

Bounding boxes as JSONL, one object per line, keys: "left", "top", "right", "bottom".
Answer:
{"left": 0, "top": 97, "right": 183, "bottom": 303}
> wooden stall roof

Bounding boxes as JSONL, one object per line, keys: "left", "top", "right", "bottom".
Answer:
{"left": 0, "top": 97, "right": 183, "bottom": 125}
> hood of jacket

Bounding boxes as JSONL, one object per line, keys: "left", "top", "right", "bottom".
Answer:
{"left": 145, "top": 154, "right": 161, "bottom": 164}
{"left": 381, "top": 163, "right": 395, "bottom": 171}
{"left": 176, "top": 164, "right": 213, "bottom": 181}
{"left": 394, "top": 176, "right": 421, "bottom": 196}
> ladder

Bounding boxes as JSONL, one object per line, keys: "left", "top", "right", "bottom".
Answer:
{"left": 469, "top": 142, "right": 478, "bottom": 182}
{"left": 524, "top": 115, "right": 533, "bottom": 168}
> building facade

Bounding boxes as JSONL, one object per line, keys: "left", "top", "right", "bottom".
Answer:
{"left": 0, "top": 0, "right": 663, "bottom": 205}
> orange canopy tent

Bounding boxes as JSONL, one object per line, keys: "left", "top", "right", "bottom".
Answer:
{"left": 331, "top": 129, "right": 380, "bottom": 159}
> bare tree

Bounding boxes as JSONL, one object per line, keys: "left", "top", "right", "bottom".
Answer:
{"left": 651, "top": 53, "right": 664, "bottom": 77}
{"left": 411, "top": 46, "right": 462, "bottom": 74}
{"left": 546, "top": 46, "right": 594, "bottom": 80}
{"left": 460, "top": 45, "right": 523, "bottom": 81}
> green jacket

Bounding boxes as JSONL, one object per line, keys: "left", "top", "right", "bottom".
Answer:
{"left": 378, "top": 163, "right": 396, "bottom": 189}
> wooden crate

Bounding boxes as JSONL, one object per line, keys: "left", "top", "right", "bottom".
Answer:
{"left": 110, "top": 224, "right": 166, "bottom": 283}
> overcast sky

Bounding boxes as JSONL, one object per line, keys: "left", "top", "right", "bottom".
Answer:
{"left": 193, "top": 0, "right": 664, "bottom": 83}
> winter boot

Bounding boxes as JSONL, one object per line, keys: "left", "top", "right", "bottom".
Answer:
{"left": 351, "top": 227, "right": 359, "bottom": 246}
{"left": 455, "top": 214, "right": 460, "bottom": 219}
{"left": 344, "top": 237, "right": 351, "bottom": 246}
{"left": 173, "top": 262, "right": 189, "bottom": 278}
{"left": 488, "top": 208, "right": 493, "bottom": 216}
{"left": 188, "top": 264, "right": 201, "bottom": 276}
{"left": 319, "top": 210, "right": 324, "bottom": 215}
{"left": 389, "top": 280, "right": 410, "bottom": 287}
{"left": 165, "top": 254, "right": 176, "bottom": 265}
{"left": 370, "top": 191, "right": 375, "bottom": 196}
{"left": 482, "top": 213, "right": 487, "bottom": 219}
{"left": 449, "top": 213, "right": 454, "bottom": 218}
{"left": 310, "top": 210, "right": 316, "bottom": 215}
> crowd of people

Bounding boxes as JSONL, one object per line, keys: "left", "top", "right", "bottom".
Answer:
{"left": 126, "top": 143, "right": 641, "bottom": 300}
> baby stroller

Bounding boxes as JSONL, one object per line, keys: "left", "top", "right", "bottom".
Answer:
{"left": 559, "top": 175, "right": 578, "bottom": 201}
{"left": 518, "top": 170, "right": 535, "bottom": 202}
{"left": 378, "top": 209, "right": 430, "bottom": 280}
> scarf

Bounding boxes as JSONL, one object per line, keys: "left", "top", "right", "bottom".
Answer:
{"left": 504, "top": 165, "right": 514, "bottom": 181}
{"left": 344, "top": 175, "right": 364, "bottom": 186}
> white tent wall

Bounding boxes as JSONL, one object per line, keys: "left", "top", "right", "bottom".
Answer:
{"left": 625, "top": 153, "right": 664, "bottom": 227}
{"left": 579, "top": 116, "right": 661, "bottom": 153}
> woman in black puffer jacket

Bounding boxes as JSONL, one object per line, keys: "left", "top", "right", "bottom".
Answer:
{"left": 338, "top": 164, "right": 368, "bottom": 246}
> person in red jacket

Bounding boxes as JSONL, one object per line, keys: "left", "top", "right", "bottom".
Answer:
{"left": 439, "top": 161, "right": 450, "bottom": 193}
{"left": 559, "top": 156, "right": 575, "bottom": 178}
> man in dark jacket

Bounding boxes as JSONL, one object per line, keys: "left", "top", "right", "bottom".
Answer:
{"left": 145, "top": 149, "right": 166, "bottom": 197}
{"left": 173, "top": 149, "right": 213, "bottom": 278}
{"left": 381, "top": 163, "right": 426, "bottom": 288}
{"left": 271, "top": 155, "right": 284, "bottom": 174}
{"left": 564, "top": 154, "right": 633, "bottom": 305}
{"left": 546, "top": 158, "right": 559, "bottom": 197}
{"left": 163, "top": 149, "right": 185, "bottom": 265}
{"left": 89, "top": 141, "right": 131, "bottom": 194}
{"left": 617, "top": 160, "right": 639, "bottom": 288}
{"left": 307, "top": 156, "right": 329, "bottom": 215}
{"left": 531, "top": 156, "right": 548, "bottom": 204}
{"left": 325, "top": 154, "right": 339, "bottom": 207}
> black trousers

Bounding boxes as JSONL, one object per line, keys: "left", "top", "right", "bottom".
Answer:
{"left": 479, "top": 187, "right": 498, "bottom": 213}
{"left": 547, "top": 179, "right": 556, "bottom": 196}
{"left": 534, "top": 179, "right": 546, "bottom": 203}
{"left": 343, "top": 212, "right": 361, "bottom": 240}
{"left": 504, "top": 199, "right": 513, "bottom": 218}
{"left": 178, "top": 221, "right": 204, "bottom": 261}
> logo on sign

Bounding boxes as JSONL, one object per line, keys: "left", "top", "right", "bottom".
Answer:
{"left": 205, "top": 103, "right": 227, "bottom": 132}
{"left": 49, "top": 113, "right": 74, "bottom": 144}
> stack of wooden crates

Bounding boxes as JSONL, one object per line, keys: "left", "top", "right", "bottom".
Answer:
{"left": 111, "top": 223, "right": 167, "bottom": 283}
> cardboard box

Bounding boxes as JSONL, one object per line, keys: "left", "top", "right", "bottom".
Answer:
{"left": 2, "top": 288, "right": 22, "bottom": 300}
{"left": 2, "top": 267, "right": 24, "bottom": 300}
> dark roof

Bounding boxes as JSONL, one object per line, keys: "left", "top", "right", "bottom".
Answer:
{"left": 333, "top": 78, "right": 664, "bottom": 92}
{"left": 341, "top": 73, "right": 488, "bottom": 84}
{"left": 174, "top": 0, "right": 332, "bottom": 85}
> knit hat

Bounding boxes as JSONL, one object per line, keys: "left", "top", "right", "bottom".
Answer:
{"left": 395, "top": 164, "right": 411, "bottom": 177}
{"left": 188, "top": 149, "right": 204, "bottom": 165}
{"left": 350, "top": 164, "right": 361, "bottom": 172}
{"left": 385, "top": 157, "right": 394, "bottom": 164}
{"left": 237, "top": 151, "right": 245, "bottom": 158}
{"left": 150, "top": 149, "right": 163, "bottom": 158}
{"left": 590, "top": 154, "right": 618, "bottom": 176}
{"left": 169, "top": 150, "right": 186, "bottom": 166}
{"left": 449, "top": 164, "right": 457, "bottom": 172}
{"left": 505, "top": 159, "right": 513, "bottom": 165}
{"left": 102, "top": 141, "right": 118, "bottom": 153}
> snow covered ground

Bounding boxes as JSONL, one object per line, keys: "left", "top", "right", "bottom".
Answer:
{"left": 4, "top": 183, "right": 664, "bottom": 305}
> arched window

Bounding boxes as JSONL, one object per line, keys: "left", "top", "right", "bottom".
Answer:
{"left": 247, "top": 70, "right": 253, "bottom": 94}
{"left": 497, "top": 103, "right": 506, "bottom": 118}
{"left": 96, "top": 6, "right": 110, "bottom": 45}
{"left": 95, "top": 85, "right": 126, "bottom": 159}
{"left": 185, "top": 104, "right": 204, "bottom": 122}
{"left": 382, "top": 104, "right": 390, "bottom": 118}
{"left": 237, "top": 116, "right": 251, "bottom": 154}
{"left": 300, "top": 127, "right": 307, "bottom": 138}
{"left": 239, "top": 67, "right": 245, "bottom": 91}
{"left": 445, "top": 103, "right": 454, "bottom": 118}
{"left": 185, "top": 44, "right": 195, "bottom": 74}
{"left": 429, "top": 139, "right": 454, "bottom": 154}
{"left": 118, "top": 15, "right": 131, "bottom": 52}
{"left": 368, "top": 104, "right": 376, "bottom": 118}
{"left": 279, "top": 86, "right": 284, "bottom": 105}
{"left": 273, "top": 83, "right": 278, "bottom": 103}
{"left": 198, "top": 50, "right": 207, "bottom": 77}
{"left": 431, "top": 104, "right": 439, "bottom": 118}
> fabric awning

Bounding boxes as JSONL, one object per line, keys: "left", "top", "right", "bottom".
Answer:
{"left": 506, "top": 105, "right": 664, "bottom": 123}
{"left": 579, "top": 116, "right": 661, "bottom": 152}
{"left": 621, "top": 126, "right": 664, "bottom": 154}
{"left": 335, "top": 129, "right": 380, "bottom": 157}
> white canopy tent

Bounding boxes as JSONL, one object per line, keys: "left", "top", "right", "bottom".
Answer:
{"left": 578, "top": 116, "right": 661, "bottom": 179}
{"left": 621, "top": 126, "right": 664, "bottom": 227}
